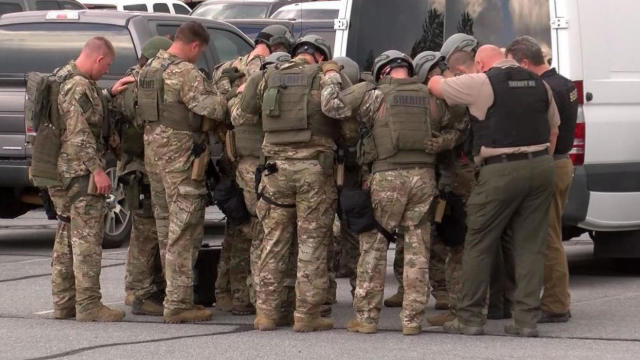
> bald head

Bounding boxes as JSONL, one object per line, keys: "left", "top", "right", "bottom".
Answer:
{"left": 76, "top": 37, "right": 115, "bottom": 81}
{"left": 474, "top": 45, "right": 504, "bottom": 72}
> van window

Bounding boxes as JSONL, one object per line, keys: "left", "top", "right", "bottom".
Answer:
{"left": 173, "top": 3, "right": 190, "bottom": 15}
{"left": 207, "top": 28, "right": 252, "bottom": 64}
{"left": 191, "top": 4, "right": 269, "bottom": 20}
{"left": 0, "top": 2, "right": 22, "bottom": 15}
{"left": 35, "top": 1, "right": 61, "bottom": 10}
{"left": 0, "top": 23, "right": 137, "bottom": 76}
{"left": 123, "top": 4, "right": 148, "bottom": 11}
{"left": 58, "top": 1, "right": 84, "bottom": 9}
{"left": 155, "top": 24, "right": 209, "bottom": 69}
{"left": 271, "top": 9, "right": 338, "bottom": 21}
{"left": 152, "top": 3, "right": 170, "bottom": 13}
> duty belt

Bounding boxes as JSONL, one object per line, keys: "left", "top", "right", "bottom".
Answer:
{"left": 482, "top": 149, "right": 548, "bottom": 166}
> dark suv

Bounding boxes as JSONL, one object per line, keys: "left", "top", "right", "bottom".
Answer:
{"left": 0, "top": 10, "right": 252, "bottom": 247}
{"left": 0, "top": 0, "right": 84, "bottom": 16}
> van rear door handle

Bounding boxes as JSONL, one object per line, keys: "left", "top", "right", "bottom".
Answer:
{"left": 586, "top": 92, "right": 593, "bottom": 102}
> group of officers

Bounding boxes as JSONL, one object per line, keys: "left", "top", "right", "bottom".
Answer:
{"left": 48, "top": 19, "right": 577, "bottom": 337}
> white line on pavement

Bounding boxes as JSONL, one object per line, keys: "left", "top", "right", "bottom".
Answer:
{"left": 34, "top": 301, "right": 123, "bottom": 315}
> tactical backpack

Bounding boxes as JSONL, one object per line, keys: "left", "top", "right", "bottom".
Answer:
{"left": 25, "top": 69, "right": 76, "bottom": 188}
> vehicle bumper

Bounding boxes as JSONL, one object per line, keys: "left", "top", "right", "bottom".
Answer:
{"left": 0, "top": 159, "right": 30, "bottom": 187}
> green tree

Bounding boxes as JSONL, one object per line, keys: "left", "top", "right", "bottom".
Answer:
{"left": 457, "top": 11, "right": 474, "bottom": 35}
{"left": 410, "top": 7, "right": 445, "bottom": 57}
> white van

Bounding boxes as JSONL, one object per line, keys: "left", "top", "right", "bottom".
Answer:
{"left": 333, "top": 0, "right": 640, "bottom": 257}
{"left": 270, "top": 0, "right": 339, "bottom": 21}
{"left": 79, "top": 0, "right": 191, "bottom": 14}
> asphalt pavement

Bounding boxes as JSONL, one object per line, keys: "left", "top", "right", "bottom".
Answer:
{"left": 1, "top": 210, "right": 640, "bottom": 359}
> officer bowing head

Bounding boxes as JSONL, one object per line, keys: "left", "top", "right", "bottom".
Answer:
{"left": 372, "top": 50, "right": 414, "bottom": 81}
{"left": 291, "top": 34, "right": 332, "bottom": 64}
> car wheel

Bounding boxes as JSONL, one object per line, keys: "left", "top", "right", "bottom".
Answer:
{"left": 102, "top": 166, "right": 132, "bottom": 249}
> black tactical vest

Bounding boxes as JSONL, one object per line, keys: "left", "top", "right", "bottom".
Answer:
{"left": 472, "top": 66, "right": 549, "bottom": 154}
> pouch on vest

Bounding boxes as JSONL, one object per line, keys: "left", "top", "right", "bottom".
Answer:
{"left": 25, "top": 72, "right": 49, "bottom": 133}
{"left": 30, "top": 123, "right": 62, "bottom": 187}
{"left": 214, "top": 178, "right": 250, "bottom": 225}
{"left": 137, "top": 66, "right": 163, "bottom": 123}
{"left": 263, "top": 87, "right": 280, "bottom": 117}
{"left": 339, "top": 188, "right": 396, "bottom": 243}
{"left": 435, "top": 190, "right": 466, "bottom": 247}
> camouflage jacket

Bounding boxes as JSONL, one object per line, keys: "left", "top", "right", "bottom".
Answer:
{"left": 57, "top": 61, "right": 106, "bottom": 180}
{"left": 236, "top": 58, "right": 346, "bottom": 160}
{"left": 212, "top": 53, "right": 264, "bottom": 96}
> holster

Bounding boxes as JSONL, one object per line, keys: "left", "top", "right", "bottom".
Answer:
{"left": 214, "top": 178, "right": 250, "bottom": 225}
{"left": 339, "top": 188, "right": 397, "bottom": 243}
{"left": 435, "top": 190, "right": 466, "bottom": 247}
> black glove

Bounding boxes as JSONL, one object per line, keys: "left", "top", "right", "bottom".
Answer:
{"left": 191, "top": 142, "right": 207, "bottom": 158}
{"left": 220, "top": 66, "right": 245, "bottom": 84}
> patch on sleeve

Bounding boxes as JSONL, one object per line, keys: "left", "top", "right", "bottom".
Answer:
{"left": 569, "top": 89, "right": 578, "bottom": 103}
{"left": 78, "top": 93, "right": 93, "bottom": 115}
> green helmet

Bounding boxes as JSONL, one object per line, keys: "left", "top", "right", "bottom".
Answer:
{"left": 333, "top": 56, "right": 359, "bottom": 84}
{"left": 262, "top": 51, "right": 292, "bottom": 69}
{"left": 141, "top": 36, "right": 172, "bottom": 59}
{"left": 440, "top": 33, "right": 478, "bottom": 62}
{"left": 413, "top": 51, "right": 441, "bottom": 83}
{"left": 292, "top": 34, "right": 332, "bottom": 61}
{"left": 372, "top": 50, "right": 413, "bottom": 81}
{"left": 255, "top": 24, "right": 295, "bottom": 52}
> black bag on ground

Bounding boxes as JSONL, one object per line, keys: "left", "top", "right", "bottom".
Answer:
{"left": 214, "top": 178, "right": 250, "bottom": 225}
{"left": 193, "top": 243, "right": 221, "bottom": 307}
{"left": 436, "top": 191, "right": 467, "bottom": 247}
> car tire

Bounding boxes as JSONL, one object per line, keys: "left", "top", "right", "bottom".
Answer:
{"left": 102, "top": 163, "right": 132, "bottom": 249}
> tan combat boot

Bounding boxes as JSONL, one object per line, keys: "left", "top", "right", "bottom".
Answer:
{"left": 216, "top": 294, "right": 233, "bottom": 312}
{"left": 383, "top": 291, "right": 403, "bottom": 308}
{"left": 254, "top": 311, "right": 277, "bottom": 331}
{"left": 293, "top": 314, "right": 333, "bottom": 332}
{"left": 427, "top": 311, "right": 455, "bottom": 326}
{"left": 54, "top": 307, "right": 75, "bottom": 319}
{"left": 402, "top": 325, "right": 422, "bottom": 336}
{"left": 76, "top": 304, "right": 125, "bottom": 322}
{"left": 132, "top": 297, "right": 164, "bottom": 316}
{"left": 163, "top": 306, "right": 212, "bottom": 324}
{"left": 346, "top": 318, "right": 377, "bottom": 334}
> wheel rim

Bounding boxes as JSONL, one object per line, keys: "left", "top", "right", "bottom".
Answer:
{"left": 104, "top": 167, "right": 131, "bottom": 237}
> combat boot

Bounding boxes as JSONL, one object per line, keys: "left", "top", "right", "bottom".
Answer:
{"left": 163, "top": 306, "right": 212, "bottom": 324}
{"left": 320, "top": 304, "right": 332, "bottom": 317}
{"left": 216, "top": 294, "right": 233, "bottom": 312}
{"left": 254, "top": 311, "right": 277, "bottom": 331}
{"left": 76, "top": 304, "right": 125, "bottom": 322}
{"left": 346, "top": 318, "right": 377, "bottom": 334}
{"left": 443, "top": 318, "right": 484, "bottom": 336}
{"left": 54, "top": 307, "right": 75, "bottom": 319}
{"left": 402, "top": 325, "right": 422, "bottom": 336}
{"left": 232, "top": 304, "right": 256, "bottom": 316}
{"left": 427, "top": 312, "right": 455, "bottom": 326}
{"left": 504, "top": 323, "right": 539, "bottom": 337}
{"left": 293, "top": 315, "right": 333, "bottom": 332}
{"left": 132, "top": 297, "right": 164, "bottom": 316}
{"left": 383, "top": 291, "right": 403, "bottom": 308}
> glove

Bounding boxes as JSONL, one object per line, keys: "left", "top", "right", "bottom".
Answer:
{"left": 225, "top": 88, "right": 238, "bottom": 101}
{"left": 191, "top": 141, "right": 207, "bottom": 158}
{"left": 321, "top": 60, "right": 342, "bottom": 74}
{"left": 220, "top": 66, "right": 245, "bottom": 84}
{"left": 425, "top": 132, "right": 455, "bottom": 153}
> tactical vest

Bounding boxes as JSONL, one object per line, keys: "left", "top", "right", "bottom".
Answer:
{"left": 119, "top": 67, "right": 144, "bottom": 160}
{"left": 27, "top": 66, "right": 80, "bottom": 187}
{"left": 137, "top": 57, "right": 202, "bottom": 132}
{"left": 371, "top": 77, "right": 434, "bottom": 173}
{"left": 261, "top": 63, "right": 336, "bottom": 145}
{"left": 233, "top": 123, "right": 263, "bottom": 158}
{"left": 472, "top": 66, "right": 550, "bottom": 154}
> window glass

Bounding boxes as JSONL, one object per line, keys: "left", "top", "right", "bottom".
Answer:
{"left": 59, "top": 1, "right": 85, "bottom": 9}
{"left": 123, "top": 4, "right": 148, "bottom": 11}
{"left": 191, "top": 4, "right": 268, "bottom": 20}
{"left": 152, "top": 3, "right": 170, "bottom": 13}
{"left": 207, "top": 28, "right": 252, "bottom": 64}
{"left": 173, "top": 3, "right": 190, "bottom": 15}
{"left": 35, "top": 1, "right": 60, "bottom": 10}
{"left": 0, "top": 23, "right": 137, "bottom": 77}
{"left": 0, "top": 2, "right": 23, "bottom": 16}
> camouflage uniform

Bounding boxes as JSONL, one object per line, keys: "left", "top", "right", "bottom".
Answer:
{"left": 143, "top": 50, "right": 226, "bottom": 313}
{"left": 212, "top": 53, "right": 264, "bottom": 309}
{"left": 111, "top": 64, "right": 164, "bottom": 303}
{"left": 50, "top": 61, "right": 108, "bottom": 315}
{"left": 236, "top": 58, "right": 345, "bottom": 322}
{"left": 322, "top": 74, "right": 437, "bottom": 328}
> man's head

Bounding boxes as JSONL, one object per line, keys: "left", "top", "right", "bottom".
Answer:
{"left": 75, "top": 36, "right": 116, "bottom": 81}
{"left": 292, "top": 35, "right": 332, "bottom": 64}
{"left": 333, "top": 56, "right": 360, "bottom": 85}
{"left": 139, "top": 36, "right": 173, "bottom": 67}
{"left": 262, "top": 51, "right": 291, "bottom": 70}
{"left": 373, "top": 50, "right": 413, "bottom": 81}
{"left": 505, "top": 35, "right": 548, "bottom": 73}
{"left": 474, "top": 45, "right": 505, "bottom": 72}
{"left": 255, "top": 24, "right": 295, "bottom": 54}
{"left": 413, "top": 51, "right": 443, "bottom": 83}
{"left": 446, "top": 49, "right": 476, "bottom": 75}
{"left": 170, "top": 21, "right": 210, "bottom": 63}
{"left": 441, "top": 33, "right": 478, "bottom": 62}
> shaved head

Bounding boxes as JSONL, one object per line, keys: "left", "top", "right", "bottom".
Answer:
{"left": 448, "top": 50, "right": 475, "bottom": 74}
{"left": 474, "top": 45, "right": 505, "bottom": 72}
{"left": 81, "top": 36, "right": 115, "bottom": 59}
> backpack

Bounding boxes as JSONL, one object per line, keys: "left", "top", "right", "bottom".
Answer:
{"left": 25, "top": 70, "right": 74, "bottom": 188}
